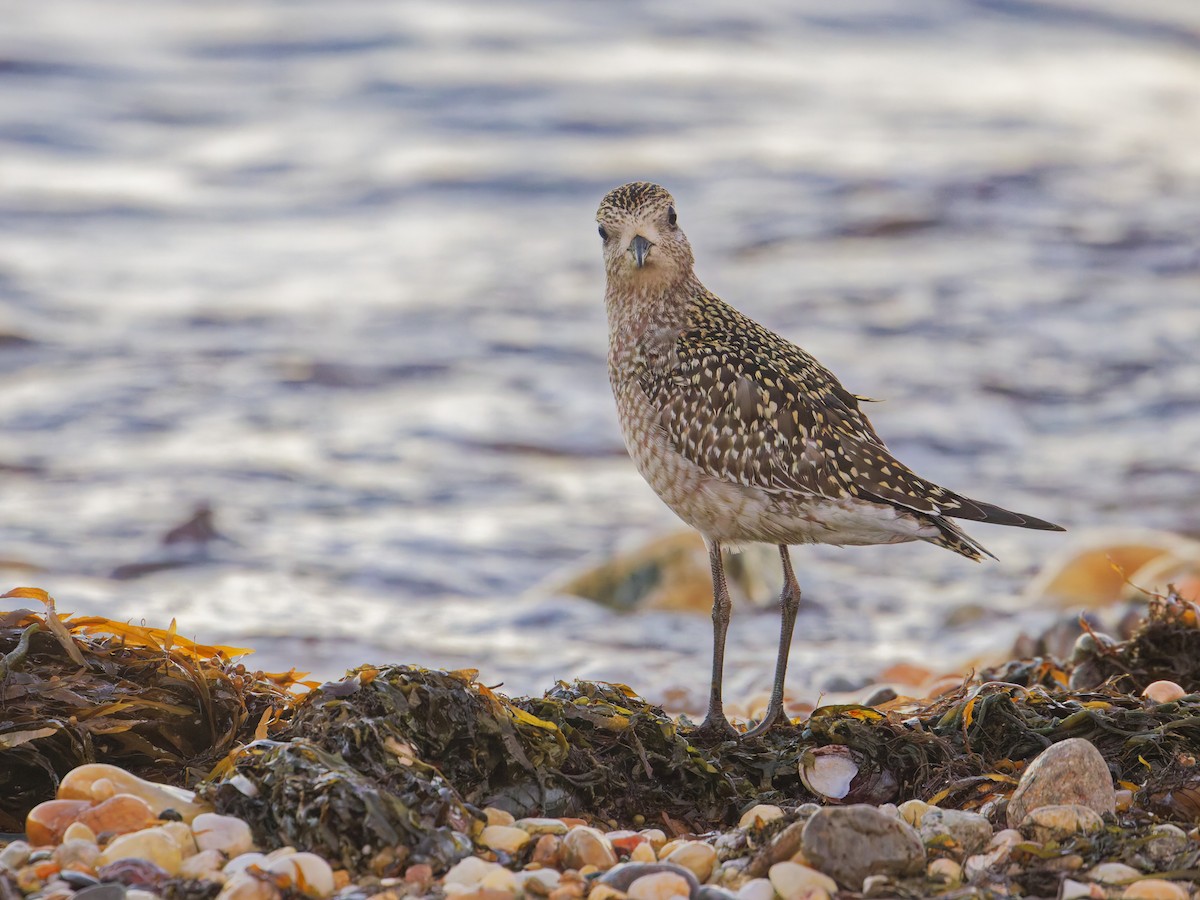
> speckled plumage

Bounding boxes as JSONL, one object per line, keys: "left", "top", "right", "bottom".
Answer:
{"left": 596, "top": 181, "right": 1064, "bottom": 739}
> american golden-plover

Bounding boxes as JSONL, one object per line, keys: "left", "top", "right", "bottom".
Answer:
{"left": 597, "top": 181, "right": 1064, "bottom": 740}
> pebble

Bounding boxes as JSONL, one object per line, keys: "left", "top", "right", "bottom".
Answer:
{"left": 734, "top": 879, "right": 774, "bottom": 900}
{"left": 217, "top": 871, "right": 282, "bottom": 900}
{"left": 1006, "top": 739, "right": 1116, "bottom": 828}
{"left": 179, "top": 849, "right": 226, "bottom": 882}
{"left": 1061, "top": 879, "right": 1105, "bottom": 900}
{"left": 224, "top": 853, "right": 267, "bottom": 876}
{"left": 516, "top": 869, "right": 561, "bottom": 892}
{"left": 479, "top": 825, "right": 531, "bottom": 855}
{"left": 58, "top": 765, "right": 210, "bottom": 823}
{"left": 561, "top": 827, "right": 618, "bottom": 871}
{"left": 63, "top": 823, "right": 98, "bottom": 845}
{"left": 125, "top": 891, "right": 158, "bottom": 900}
{"left": 599, "top": 863, "right": 700, "bottom": 896}
{"left": 640, "top": 830, "right": 668, "bottom": 852}
{"left": 517, "top": 818, "right": 570, "bottom": 836}
{"left": 445, "top": 857, "right": 503, "bottom": 887}
{"left": 0, "top": 840, "right": 32, "bottom": 869}
{"left": 1140, "top": 824, "right": 1190, "bottom": 866}
{"left": 478, "top": 866, "right": 518, "bottom": 894}
{"left": 532, "top": 834, "right": 562, "bottom": 867}
{"left": 26, "top": 799, "right": 92, "bottom": 846}
{"left": 627, "top": 871, "right": 693, "bottom": 900}
{"left": 631, "top": 843, "right": 656, "bottom": 863}
{"left": 896, "top": 799, "right": 928, "bottom": 828}
{"left": 926, "top": 858, "right": 961, "bottom": 884}
{"left": 768, "top": 861, "right": 837, "bottom": 899}
{"left": 915, "top": 808, "right": 992, "bottom": 857}
{"left": 192, "top": 813, "right": 256, "bottom": 858}
{"left": 78, "top": 795, "right": 158, "bottom": 839}
{"left": 737, "top": 805, "right": 784, "bottom": 829}
{"left": 662, "top": 842, "right": 716, "bottom": 883}
{"left": 1019, "top": 804, "right": 1104, "bottom": 843}
{"left": 484, "top": 808, "right": 516, "bottom": 827}
{"left": 95, "top": 858, "right": 170, "bottom": 891}
{"left": 98, "top": 830, "right": 182, "bottom": 876}
{"left": 801, "top": 805, "right": 925, "bottom": 889}
{"left": 264, "top": 852, "right": 335, "bottom": 899}
{"left": 1142, "top": 681, "right": 1187, "bottom": 704}
{"left": 53, "top": 839, "right": 101, "bottom": 872}
{"left": 1086, "top": 862, "right": 1141, "bottom": 885}
{"left": 72, "top": 886, "right": 127, "bottom": 900}
{"left": 1122, "top": 879, "right": 1190, "bottom": 900}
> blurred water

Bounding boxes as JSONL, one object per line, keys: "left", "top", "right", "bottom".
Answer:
{"left": 1, "top": 0, "right": 1198, "bottom": 710}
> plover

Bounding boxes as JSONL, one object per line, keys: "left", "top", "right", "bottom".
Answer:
{"left": 597, "top": 181, "right": 1064, "bottom": 740}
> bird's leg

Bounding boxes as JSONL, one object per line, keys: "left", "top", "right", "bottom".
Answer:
{"left": 743, "top": 545, "right": 801, "bottom": 739}
{"left": 695, "top": 539, "right": 738, "bottom": 741}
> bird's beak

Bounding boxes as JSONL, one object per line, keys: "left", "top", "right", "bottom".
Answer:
{"left": 629, "top": 235, "right": 652, "bottom": 268}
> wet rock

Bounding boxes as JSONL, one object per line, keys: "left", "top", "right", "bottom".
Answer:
{"left": 26, "top": 799, "right": 92, "bottom": 846}
{"left": 78, "top": 795, "right": 158, "bottom": 839}
{"left": 561, "top": 826, "right": 618, "bottom": 871}
{"left": 531, "top": 834, "right": 562, "bottom": 867}
{"left": 599, "top": 863, "right": 700, "bottom": 897}
{"left": 1122, "top": 880, "right": 1190, "bottom": 900}
{"left": 1006, "top": 739, "right": 1115, "bottom": 828}
{"left": 1019, "top": 805, "right": 1104, "bottom": 843}
{"left": 98, "top": 828, "right": 183, "bottom": 875}
{"left": 479, "top": 825, "right": 531, "bottom": 855}
{"left": 800, "top": 805, "right": 924, "bottom": 889}
{"left": 737, "top": 805, "right": 784, "bottom": 829}
{"left": 662, "top": 842, "right": 716, "bottom": 882}
{"left": 264, "top": 852, "right": 335, "bottom": 899}
{"left": 59, "top": 764, "right": 210, "bottom": 823}
{"left": 628, "top": 871, "right": 694, "bottom": 900}
{"left": 768, "top": 861, "right": 837, "bottom": 899}
{"left": 74, "top": 885, "right": 128, "bottom": 900}
{"left": 192, "top": 813, "right": 256, "bottom": 857}
{"left": 1086, "top": 862, "right": 1141, "bottom": 885}
{"left": 734, "top": 879, "right": 773, "bottom": 900}
{"left": 916, "top": 808, "right": 993, "bottom": 856}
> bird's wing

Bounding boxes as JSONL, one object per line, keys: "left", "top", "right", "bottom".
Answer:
{"left": 638, "top": 320, "right": 963, "bottom": 516}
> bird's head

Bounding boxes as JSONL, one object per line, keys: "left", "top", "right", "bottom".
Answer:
{"left": 596, "top": 182, "right": 694, "bottom": 288}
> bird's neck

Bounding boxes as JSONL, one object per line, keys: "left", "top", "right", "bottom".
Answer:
{"left": 605, "top": 271, "right": 696, "bottom": 360}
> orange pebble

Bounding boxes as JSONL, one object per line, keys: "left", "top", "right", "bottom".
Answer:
{"left": 26, "top": 799, "right": 92, "bottom": 847}
{"left": 77, "top": 794, "right": 158, "bottom": 838}
{"left": 32, "top": 861, "right": 61, "bottom": 880}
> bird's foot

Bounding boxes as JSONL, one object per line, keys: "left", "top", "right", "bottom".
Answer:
{"left": 692, "top": 712, "right": 739, "bottom": 743}
{"left": 741, "top": 704, "right": 788, "bottom": 740}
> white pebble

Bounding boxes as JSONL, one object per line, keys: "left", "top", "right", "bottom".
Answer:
{"left": 478, "top": 824, "right": 531, "bottom": 854}
{"left": 181, "top": 849, "right": 228, "bottom": 882}
{"left": 769, "top": 861, "right": 838, "bottom": 900}
{"left": 628, "top": 871, "right": 693, "bottom": 900}
{"left": 738, "top": 804, "right": 785, "bottom": 829}
{"left": 217, "top": 871, "right": 282, "bottom": 900}
{"left": 193, "top": 813, "right": 257, "bottom": 858}
{"left": 98, "top": 828, "right": 183, "bottom": 875}
{"left": 224, "top": 852, "right": 267, "bottom": 875}
{"left": 445, "top": 856, "right": 501, "bottom": 887}
{"left": 736, "top": 878, "right": 776, "bottom": 900}
{"left": 663, "top": 841, "right": 717, "bottom": 882}
{"left": 479, "top": 866, "right": 518, "bottom": 893}
{"left": 62, "top": 822, "right": 97, "bottom": 845}
{"left": 264, "top": 852, "right": 335, "bottom": 899}
{"left": 1142, "top": 681, "right": 1187, "bottom": 704}
{"left": 1086, "top": 862, "right": 1141, "bottom": 885}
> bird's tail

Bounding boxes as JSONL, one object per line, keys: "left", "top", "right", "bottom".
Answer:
{"left": 929, "top": 516, "right": 996, "bottom": 561}
{"left": 943, "top": 493, "right": 1065, "bottom": 532}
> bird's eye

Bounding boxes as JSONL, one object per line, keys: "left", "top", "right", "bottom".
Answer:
{"left": 667, "top": 206, "right": 677, "bottom": 227}
{"left": 598, "top": 225, "right": 609, "bottom": 241}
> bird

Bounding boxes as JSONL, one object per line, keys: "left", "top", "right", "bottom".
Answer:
{"left": 596, "top": 181, "right": 1064, "bottom": 741}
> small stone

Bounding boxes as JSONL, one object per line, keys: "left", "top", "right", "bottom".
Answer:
{"left": 860, "top": 875, "right": 893, "bottom": 897}
{"left": 217, "top": 871, "right": 282, "bottom": 900}
{"left": 264, "top": 847, "right": 296, "bottom": 862}
{"left": 631, "top": 844, "right": 656, "bottom": 864}
{"left": 532, "top": 835, "right": 562, "bottom": 867}
{"left": 53, "top": 839, "right": 101, "bottom": 872}
{"left": 26, "top": 799, "right": 93, "bottom": 847}
{"left": 485, "top": 808, "right": 516, "bottom": 827}
{"left": 224, "top": 853, "right": 267, "bottom": 875}
{"left": 58, "top": 765, "right": 210, "bottom": 823}
{"left": 738, "top": 806, "right": 785, "bottom": 830}
{"left": 1142, "top": 681, "right": 1187, "bottom": 704}
{"left": 599, "top": 864, "right": 699, "bottom": 897}
{"left": 63, "top": 823, "right": 98, "bottom": 845}
{"left": 159, "top": 822, "right": 198, "bottom": 857}
{"left": 657, "top": 841, "right": 684, "bottom": 861}
{"left": 588, "top": 885, "right": 628, "bottom": 900}
{"left": 800, "top": 805, "right": 925, "bottom": 889}
{"left": 640, "top": 831, "right": 668, "bottom": 852}
{"left": 78, "top": 795, "right": 158, "bottom": 839}
{"left": 1061, "top": 879, "right": 1104, "bottom": 900}
{"left": 73, "top": 885, "right": 127, "bottom": 900}
{"left": 1115, "top": 789, "right": 1134, "bottom": 812}
{"left": 561, "top": 827, "right": 618, "bottom": 871}
{"left": 126, "top": 891, "right": 160, "bottom": 900}
{"left": 517, "top": 869, "right": 562, "bottom": 893}
{"left": 1086, "top": 862, "right": 1141, "bottom": 885}
{"left": 735, "top": 879, "right": 774, "bottom": 900}
{"left": 60, "top": 871, "right": 100, "bottom": 889}
{"left": 916, "top": 808, "right": 993, "bottom": 857}
{"left": 180, "top": 850, "right": 226, "bottom": 882}
{"left": 479, "top": 825, "right": 532, "bottom": 855}
{"left": 663, "top": 843, "right": 716, "bottom": 883}
{"left": 1140, "top": 824, "right": 1190, "bottom": 866}
{"left": 896, "top": 800, "right": 929, "bottom": 828}
{"left": 769, "top": 861, "right": 836, "bottom": 899}
{"left": 98, "top": 829, "right": 183, "bottom": 876}
{"left": 627, "top": 872, "right": 692, "bottom": 900}
{"left": 516, "top": 818, "right": 570, "bottom": 836}
{"left": 1019, "top": 805, "right": 1104, "bottom": 843}
{"left": 0, "top": 840, "right": 33, "bottom": 870}
{"left": 264, "top": 853, "right": 335, "bottom": 899}
{"left": 192, "top": 813, "right": 256, "bottom": 858}
{"left": 927, "top": 858, "right": 961, "bottom": 885}
{"left": 1121, "top": 879, "right": 1190, "bottom": 900}
{"left": 478, "top": 866, "right": 518, "bottom": 894}
{"left": 95, "top": 858, "right": 171, "bottom": 891}
{"left": 1006, "top": 739, "right": 1115, "bottom": 828}
{"left": 446, "top": 857, "right": 502, "bottom": 887}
